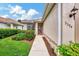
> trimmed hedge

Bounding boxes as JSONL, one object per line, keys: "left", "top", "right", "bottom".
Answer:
{"left": 0, "top": 29, "right": 35, "bottom": 40}
{"left": 58, "top": 43, "right": 79, "bottom": 56}
{"left": 0, "top": 29, "right": 21, "bottom": 39}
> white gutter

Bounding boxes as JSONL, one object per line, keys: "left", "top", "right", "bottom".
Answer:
{"left": 57, "top": 3, "right": 62, "bottom": 55}
{"left": 58, "top": 3, "right": 62, "bottom": 45}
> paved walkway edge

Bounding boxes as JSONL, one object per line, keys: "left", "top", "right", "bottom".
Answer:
{"left": 29, "top": 35, "right": 49, "bottom": 56}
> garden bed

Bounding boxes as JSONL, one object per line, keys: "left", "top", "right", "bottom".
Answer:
{"left": 0, "top": 29, "right": 35, "bottom": 56}
{"left": 43, "top": 37, "right": 56, "bottom": 56}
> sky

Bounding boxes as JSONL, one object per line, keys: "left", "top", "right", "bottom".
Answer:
{"left": 0, "top": 3, "right": 45, "bottom": 20}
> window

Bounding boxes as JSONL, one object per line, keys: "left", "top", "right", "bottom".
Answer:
{"left": 27, "top": 24, "right": 33, "bottom": 30}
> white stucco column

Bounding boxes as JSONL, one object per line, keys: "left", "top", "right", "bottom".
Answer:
{"left": 10, "top": 24, "right": 14, "bottom": 29}
{"left": 35, "top": 22, "right": 38, "bottom": 35}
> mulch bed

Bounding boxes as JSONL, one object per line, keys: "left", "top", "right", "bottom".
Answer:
{"left": 43, "top": 37, "right": 56, "bottom": 56}
{"left": 21, "top": 39, "right": 34, "bottom": 46}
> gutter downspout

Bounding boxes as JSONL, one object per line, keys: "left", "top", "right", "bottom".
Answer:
{"left": 57, "top": 3, "right": 62, "bottom": 55}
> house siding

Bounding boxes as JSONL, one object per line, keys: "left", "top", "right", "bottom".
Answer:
{"left": 62, "top": 3, "right": 75, "bottom": 44}
{"left": 17, "top": 26, "right": 23, "bottom": 30}
{"left": 23, "top": 24, "right": 27, "bottom": 30}
{"left": 0, "top": 23, "right": 10, "bottom": 28}
{"left": 43, "top": 4, "right": 58, "bottom": 47}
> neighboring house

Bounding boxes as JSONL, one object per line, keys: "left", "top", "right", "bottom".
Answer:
{"left": 0, "top": 17, "right": 40, "bottom": 31}
{"left": 0, "top": 17, "right": 23, "bottom": 30}
{"left": 18, "top": 20, "right": 35, "bottom": 30}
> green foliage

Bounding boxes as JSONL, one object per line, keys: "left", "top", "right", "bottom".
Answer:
{"left": 12, "top": 30, "right": 35, "bottom": 41}
{"left": 0, "top": 29, "right": 35, "bottom": 40}
{"left": 12, "top": 33, "right": 27, "bottom": 41}
{"left": 26, "top": 34, "right": 34, "bottom": 40}
{"left": 25, "top": 30, "right": 35, "bottom": 35}
{"left": 0, "top": 29, "right": 35, "bottom": 56}
{"left": 0, "top": 37, "right": 31, "bottom": 56}
{"left": 0, "top": 29, "right": 20, "bottom": 39}
{"left": 58, "top": 43, "right": 79, "bottom": 56}
{"left": 25, "top": 30, "right": 35, "bottom": 40}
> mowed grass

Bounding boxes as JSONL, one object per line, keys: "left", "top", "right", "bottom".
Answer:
{"left": 0, "top": 37, "right": 31, "bottom": 56}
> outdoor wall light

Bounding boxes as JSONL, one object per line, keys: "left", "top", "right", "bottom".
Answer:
{"left": 69, "top": 6, "right": 78, "bottom": 20}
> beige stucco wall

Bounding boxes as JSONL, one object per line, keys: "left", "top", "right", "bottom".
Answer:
{"left": 75, "top": 4, "right": 79, "bottom": 43}
{"left": 43, "top": 4, "right": 58, "bottom": 45}
{"left": 62, "top": 3, "right": 75, "bottom": 44}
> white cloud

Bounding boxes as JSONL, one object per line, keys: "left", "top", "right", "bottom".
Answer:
{"left": 0, "top": 15, "right": 9, "bottom": 18}
{"left": 12, "top": 14, "right": 18, "bottom": 17}
{"left": 0, "top": 4, "right": 40, "bottom": 20}
{"left": 27, "top": 9, "right": 39, "bottom": 16}
{"left": 9, "top": 5, "right": 26, "bottom": 15}
{"left": 20, "top": 9, "right": 39, "bottom": 20}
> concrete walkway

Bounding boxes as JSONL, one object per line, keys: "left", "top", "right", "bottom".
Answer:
{"left": 29, "top": 35, "right": 49, "bottom": 56}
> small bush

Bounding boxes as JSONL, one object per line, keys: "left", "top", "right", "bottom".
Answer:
{"left": 58, "top": 43, "right": 79, "bottom": 56}
{"left": 25, "top": 30, "right": 35, "bottom": 35}
{"left": 26, "top": 34, "right": 34, "bottom": 40}
{"left": 12, "top": 33, "right": 26, "bottom": 41}
{"left": 25, "top": 30, "right": 35, "bottom": 40}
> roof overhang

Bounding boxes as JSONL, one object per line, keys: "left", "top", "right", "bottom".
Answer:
{"left": 41, "top": 3, "right": 56, "bottom": 23}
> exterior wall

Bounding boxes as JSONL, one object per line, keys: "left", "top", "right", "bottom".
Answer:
{"left": 22, "top": 23, "right": 35, "bottom": 30}
{"left": 0, "top": 23, "right": 23, "bottom": 30}
{"left": 75, "top": 4, "right": 79, "bottom": 43}
{"left": 17, "top": 26, "right": 23, "bottom": 30}
{"left": 62, "top": 3, "right": 75, "bottom": 44}
{"left": 27, "top": 23, "right": 34, "bottom": 30}
{"left": 43, "top": 4, "right": 58, "bottom": 48}
{"left": 13, "top": 26, "right": 17, "bottom": 29}
{"left": 0, "top": 23, "right": 10, "bottom": 28}
{"left": 23, "top": 24, "right": 27, "bottom": 30}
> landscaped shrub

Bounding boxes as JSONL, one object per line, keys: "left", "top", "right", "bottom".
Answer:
{"left": 0, "top": 29, "right": 35, "bottom": 40}
{"left": 25, "top": 30, "right": 35, "bottom": 40}
{"left": 12, "top": 31, "right": 35, "bottom": 41}
{"left": 0, "top": 37, "right": 31, "bottom": 56}
{"left": 26, "top": 34, "right": 34, "bottom": 40}
{"left": 25, "top": 30, "right": 35, "bottom": 35}
{"left": 57, "top": 43, "right": 79, "bottom": 56}
{"left": 0, "top": 29, "right": 21, "bottom": 39}
{"left": 12, "top": 33, "right": 27, "bottom": 41}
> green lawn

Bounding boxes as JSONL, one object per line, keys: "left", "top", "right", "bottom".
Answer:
{"left": 0, "top": 37, "right": 31, "bottom": 56}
